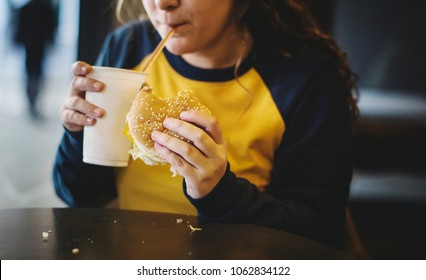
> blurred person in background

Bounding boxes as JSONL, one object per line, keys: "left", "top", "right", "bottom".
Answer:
{"left": 13, "top": 0, "right": 57, "bottom": 120}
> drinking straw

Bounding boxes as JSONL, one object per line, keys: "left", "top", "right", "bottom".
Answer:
{"left": 140, "top": 28, "right": 175, "bottom": 73}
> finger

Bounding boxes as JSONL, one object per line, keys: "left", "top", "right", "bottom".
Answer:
{"left": 64, "top": 95, "right": 104, "bottom": 119}
{"left": 179, "top": 110, "right": 224, "bottom": 144}
{"left": 61, "top": 107, "right": 97, "bottom": 132}
{"left": 162, "top": 117, "right": 217, "bottom": 158}
{"left": 151, "top": 130, "right": 203, "bottom": 167}
{"left": 69, "top": 75, "right": 104, "bottom": 97}
{"left": 71, "top": 61, "right": 92, "bottom": 77}
{"left": 69, "top": 61, "right": 104, "bottom": 99}
{"left": 153, "top": 142, "right": 196, "bottom": 176}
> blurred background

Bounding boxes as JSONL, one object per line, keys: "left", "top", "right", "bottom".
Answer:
{"left": 0, "top": 0, "right": 425, "bottom": 259}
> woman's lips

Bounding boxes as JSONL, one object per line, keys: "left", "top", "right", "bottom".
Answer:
{"left": 166, "top": 22, "right": 188, "bottom": 33}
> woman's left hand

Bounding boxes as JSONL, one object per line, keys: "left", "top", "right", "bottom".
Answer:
{"left": 151, "top": 110, "right": 228, "bottom": 199}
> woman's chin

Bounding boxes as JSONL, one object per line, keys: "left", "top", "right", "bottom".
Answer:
{"left": 165, "top": 42, "right": 189, "bottom": 56}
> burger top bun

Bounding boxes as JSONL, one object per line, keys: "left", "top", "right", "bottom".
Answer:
{"left": 126, "top": 82, "right": 210, "bottom": 174}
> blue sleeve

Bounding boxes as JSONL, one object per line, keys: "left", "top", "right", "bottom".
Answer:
{"left": 52, "top": 130, "right": 116, "bottom": 207}
{"left": 184, "top": 56, "right": 353, "bottom": 249}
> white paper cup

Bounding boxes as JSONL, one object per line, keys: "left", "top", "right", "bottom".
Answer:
{"left": 83, "top": 66, "right": 147, "bottom": 167}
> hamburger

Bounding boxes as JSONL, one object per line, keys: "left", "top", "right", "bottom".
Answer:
{"left": 126, "top": 82, "right": 210, "bottom": 173}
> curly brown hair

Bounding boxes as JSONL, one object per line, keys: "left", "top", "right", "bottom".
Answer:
{"left": 234, "top": 0, "right": 359, "bottom": 120}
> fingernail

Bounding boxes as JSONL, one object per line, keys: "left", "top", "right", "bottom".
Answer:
{"left": 93, "top": 82, "right": 102, "bottom": 90}
{"left": 81, "top": 66, "right": 87, "bottom": 74}
{"left": 94, "top": 108, "right": 103, "bottom": 117}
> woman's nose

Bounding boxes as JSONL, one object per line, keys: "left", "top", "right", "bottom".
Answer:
{"left": 154, "top": 0, "right": 179, "bottom": 11}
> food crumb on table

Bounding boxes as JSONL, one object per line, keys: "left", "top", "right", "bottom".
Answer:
{"left": 42, "top": 232, "right": 49, "bottom": 241}
{"left": 189, "top": 225, "right": 202, "bottom": 232}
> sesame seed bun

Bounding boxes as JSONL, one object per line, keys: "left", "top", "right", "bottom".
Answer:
{"left": 126, "top": 82, "right": 210, "bottom": 170}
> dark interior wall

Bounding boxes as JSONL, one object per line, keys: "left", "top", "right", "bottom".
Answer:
{"left": 77, "top": 0, "right": 116, "bottom": 64}
{"left": 333, "top": 0, "right": 426, "bottom": 93}
{"left": 332, "top": 0, "right": 426, "bottom": 260}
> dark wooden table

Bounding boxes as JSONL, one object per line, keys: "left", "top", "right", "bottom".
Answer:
{"left": 0, "top": 208, "right": 352, "bottom": 260}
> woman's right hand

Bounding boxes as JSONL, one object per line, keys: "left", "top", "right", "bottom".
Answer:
{"left": 60, "top": 61, "right": 105, "bottom": 132}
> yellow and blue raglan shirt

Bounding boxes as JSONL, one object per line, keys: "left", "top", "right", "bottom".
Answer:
{"left": 53, "top": 21, "right": 353, "bottom": 248}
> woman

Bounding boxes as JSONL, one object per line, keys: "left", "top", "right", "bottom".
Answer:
{"left": 53, "top": 0, "right": 358, "bottom": 249}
